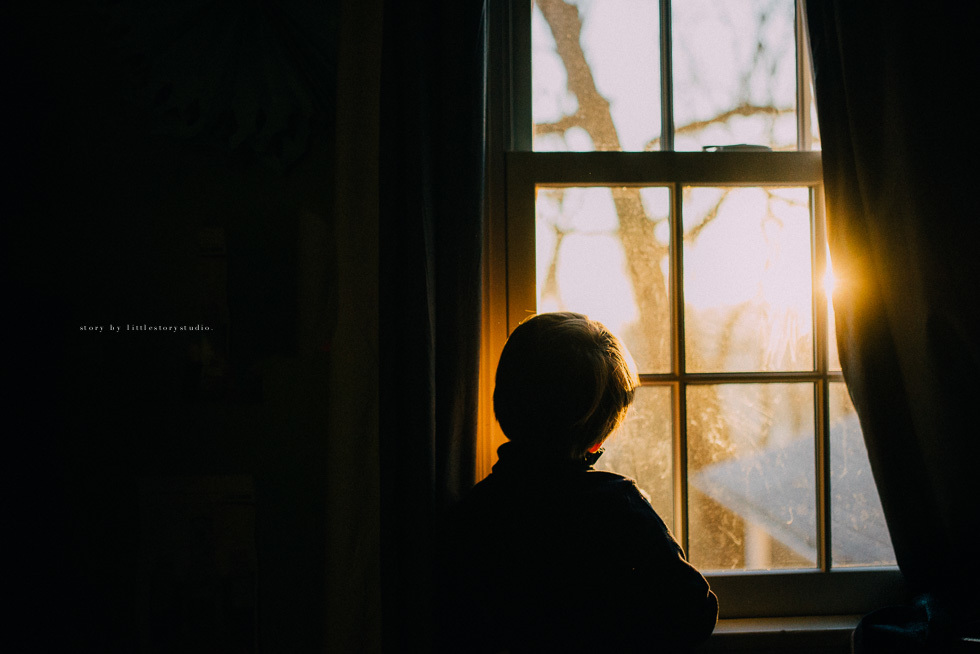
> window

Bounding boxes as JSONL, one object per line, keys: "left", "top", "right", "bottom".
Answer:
{"left": 484, "top": 0, "right": 906, "bottom": 617}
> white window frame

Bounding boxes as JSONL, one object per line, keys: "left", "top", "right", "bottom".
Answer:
{"left": 481, "top": 0, "right": 907, "bottom": 618}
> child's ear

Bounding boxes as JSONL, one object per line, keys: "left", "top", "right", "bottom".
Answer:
{"left": 588, "top": 441, "right": 603, "bottom": 453}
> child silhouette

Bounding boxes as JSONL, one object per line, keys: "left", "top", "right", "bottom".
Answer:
{"left": 437, "top": 312, "right": 718, "bottom": 653}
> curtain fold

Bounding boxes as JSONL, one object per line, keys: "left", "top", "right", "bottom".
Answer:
{"left": 378, "top": 0, "right": 487, "bottom": 649}
{"left": 807, "top": 2, "right": 980, "bottom": 649}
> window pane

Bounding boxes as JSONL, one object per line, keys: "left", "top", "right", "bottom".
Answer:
{"left": 688, "top": 383, "right": 816, "bottom": 571}
{"left": 532, "top": 0, "right": 662, "bottom": 151}
{"left": 672, "top": 0, "right": 797, "bottom": 151}
{"left": 536, "top": 186, "right": 671, "bottom": 372}
{"left": 830, "top": 382, "right": 896, "bottom": 567}
{"left": 597, "top": 385, "right": 674, "bottom": 525}
{"left": 683, "top": 187, "right": 813, "bottom": 372}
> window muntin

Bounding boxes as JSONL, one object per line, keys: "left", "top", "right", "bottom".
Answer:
{"left": 494, "top": 0, "right": 898, "bottom": 616}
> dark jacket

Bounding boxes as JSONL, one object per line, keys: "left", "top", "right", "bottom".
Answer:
{"left": 436, "top": 442, "right": 718, "bottom": 653}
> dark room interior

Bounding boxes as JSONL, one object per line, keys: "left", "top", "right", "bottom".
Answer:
{"left": 4, "top": 1, "right": 978, "bottom": 652}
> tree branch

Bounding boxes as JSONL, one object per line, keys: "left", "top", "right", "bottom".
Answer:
{"left": 645, "top": 103, "right": 794, "bottom": 151}
{"left": 535, "top": 112, "right": 586, "bottom": 137}
{"left": 538, "top": 0, "right": 669, "bottom": 367}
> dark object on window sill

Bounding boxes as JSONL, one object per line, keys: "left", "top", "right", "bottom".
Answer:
{"left": 852, "top": 593, "right": 980, "bottom": 653}
{"left": 702, "top": 144, "right": 774, "bottom": 152}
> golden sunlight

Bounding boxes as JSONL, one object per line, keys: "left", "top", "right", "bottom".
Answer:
{"left": 822, "top": 251, "right": 840, "bottom": 300}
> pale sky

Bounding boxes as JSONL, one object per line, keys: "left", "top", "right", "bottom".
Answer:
{"left": 532, "top": 0, "right": 813, "bottom": 371}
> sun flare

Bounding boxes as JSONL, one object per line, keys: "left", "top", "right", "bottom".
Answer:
{"left": 822, "top": 254, "right": 840, "bottom": 299}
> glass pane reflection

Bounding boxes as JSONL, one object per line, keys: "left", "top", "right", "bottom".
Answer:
{"left": 688, "top": 383, "right": 816, "bottom": 571}
{"left": 532, "top": 0, "right": 663, "bottom": 152}
{"left": 672, "top": 0, "right": 798, "bottom": 151}
{"left": 829, "top": 382, "right": 896, "bottom": 567}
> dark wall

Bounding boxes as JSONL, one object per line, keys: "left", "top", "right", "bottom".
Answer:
{"left": 4, "top": 3, "right": 345, "bottom": 651}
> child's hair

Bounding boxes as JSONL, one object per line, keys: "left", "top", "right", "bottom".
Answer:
{"left": 493, "top": 312, "right": 639, "bottom": 460}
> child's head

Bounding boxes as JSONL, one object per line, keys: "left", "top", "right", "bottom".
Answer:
{"left": 493, "top": 312, "right": 639, "bottom": 460}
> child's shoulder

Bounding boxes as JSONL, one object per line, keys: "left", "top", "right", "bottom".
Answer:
{"left": 582, "top": 468, "right": 647, "bottom": 497}
{"left": 453, "top": 466, "right": 652, "bottom": 520}
{"left": 582, "top": 469, "right": 673, "bottom": 524}
{"left": 587, "top": 469, "right": 658, "bottom": 505}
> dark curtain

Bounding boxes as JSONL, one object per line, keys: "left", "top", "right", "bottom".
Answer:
{"left": 807, "top": 3, "right": 980, "bottom": 650}
{"left": 378, "top": 0, "right": 487, "bottom": 650}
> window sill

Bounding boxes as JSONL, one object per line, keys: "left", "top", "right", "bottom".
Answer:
{"left": 699, "top": 615, "right": 861, "bottom": 653}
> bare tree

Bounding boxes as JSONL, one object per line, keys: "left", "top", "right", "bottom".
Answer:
{"left": 537, "top": 0, "right": 671, "bottom": 369}
{"left": 534, "top": 0, "right": 806, "bottom": 569}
